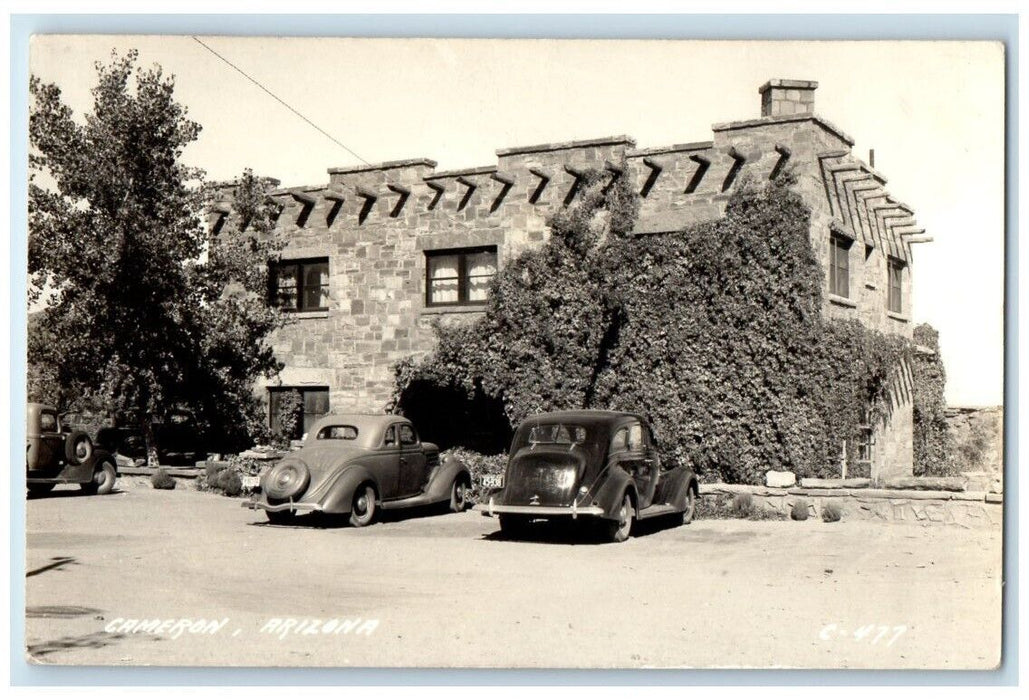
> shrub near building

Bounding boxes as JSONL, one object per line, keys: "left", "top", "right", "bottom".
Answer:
{"left": 395, "top": 172, "right": 911, "bottom": 485}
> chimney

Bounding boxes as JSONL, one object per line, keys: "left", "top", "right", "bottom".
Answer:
{"left": 759, "top": 79, "right": 818, "bottom": 118}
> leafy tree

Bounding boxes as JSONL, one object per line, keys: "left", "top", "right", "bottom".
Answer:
{"left": 28, "top": 50, "right": 284, "bottom": 462}
{"left": 911, "top": 323, "right": 956, "bottom": 476}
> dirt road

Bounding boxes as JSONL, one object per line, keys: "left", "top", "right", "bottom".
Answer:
{"left": 22, "top": 479, "right": 1002, "bottom": 669}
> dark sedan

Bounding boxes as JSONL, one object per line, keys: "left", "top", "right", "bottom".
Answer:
{"left": 475, "top": 410, "right": 698, "bottom": 542}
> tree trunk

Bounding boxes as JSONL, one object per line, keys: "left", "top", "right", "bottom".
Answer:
{"left": 142, "top": 417, "right": 160, "bottom": 468}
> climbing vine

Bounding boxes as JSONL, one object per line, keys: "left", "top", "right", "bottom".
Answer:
{"left": 394, "top": 169, "right": 912, "bottom": 484}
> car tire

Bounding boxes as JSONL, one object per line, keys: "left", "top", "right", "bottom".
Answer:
{"left": 681, "top": 486, "right": 697, "bottom": 525}
{"left": 28, "top": 483, "right": 55, "bottom": 496}
{"left": 349, "top": 484, "right": 377, "bottom": 527}
{"left": 81, "top": 459, "right": 117, "bottom": 495}
{"left": 498, "top": 514, "right": 531, "bottom": 539}
{"left": 448, "top": 475, "right": 470, "bottom": 513}
{"left": 65, "top": 431, "right": 93, "bottom": 466}
{"left": 604, "top": 492, "right": 635, "bottom": 543}
{"left": 266, "top": 509, "right": 295, "bottom": 525}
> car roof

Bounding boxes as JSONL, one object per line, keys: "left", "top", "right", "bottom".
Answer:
{"left": 517, "top": 409, "right": 643, "bottom": 428}
{"left": 307, "top": 413, "right": 411, "bottom": 448}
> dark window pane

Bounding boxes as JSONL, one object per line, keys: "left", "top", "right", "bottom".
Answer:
{"left": 426, "top": 247, "right": 498, "bottom": 306}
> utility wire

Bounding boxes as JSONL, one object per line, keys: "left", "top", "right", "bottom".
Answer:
{"left": 191, "top": 36, "right": 369, "bottom": 165}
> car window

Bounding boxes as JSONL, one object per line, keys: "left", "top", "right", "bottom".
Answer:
{"left": 610, "top": 427, "right": 628, "bottom": 453}
{"left": 39, "top": 412, "right": 57, "bottom": 432}
{"left": 316, "top": 425, "right": 358, "bottom": 440}
{"left": 383, "top": 426, "right": 397, "bottom": 446}
{"left": 398, "top": 424, "right": 417, "bottom": 446}
{"left": 529, "top": 424, "right": 587, "bottom": 445}
{"left": 627, "top": 423, "right": 644, "bottom": 452}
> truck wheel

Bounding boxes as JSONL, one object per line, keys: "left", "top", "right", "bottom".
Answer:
{"left": 82, "top": 459, "right": 117, "bottom": 495}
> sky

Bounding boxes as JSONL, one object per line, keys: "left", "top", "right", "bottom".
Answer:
{"left": 26, "top": 36, "right": 1006, "bottom": 407}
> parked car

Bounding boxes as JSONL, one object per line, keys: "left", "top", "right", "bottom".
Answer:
{"left": 244, "top": 414, "right": 472, "bottom": 526}
{"left": 475, "top": 410, "right": 698, "bottom": 542}
{"left": 94, "top": 409, "right": 205, "bottom": 466}
{"left": 26, "top": 402, "right": 119, "bottom": 495}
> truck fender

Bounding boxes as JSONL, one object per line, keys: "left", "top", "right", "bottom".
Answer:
{"left": 422, "top": 456, "right": 471, "bottom": 504}
{"left": 317, "top": 465, "right": 380, "bottom": 515}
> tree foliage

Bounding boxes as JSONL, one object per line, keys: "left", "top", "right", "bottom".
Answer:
{"left": 394, "top": 169, "right": 912, "bottom": 483}
{"left": 28, "top": 50, "right": 285, "bottom": 459}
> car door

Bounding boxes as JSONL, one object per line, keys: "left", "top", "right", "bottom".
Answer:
{"left": 374, "top": 425, "right": 402, "bottom": 498}
{"left": 396, "top": 423, "right": 428, "bottom": 498}
{"left": 28, "top": 408, "right": 65, "bottom": 478}
{"left": 621, "top": 421, "right": 659, "bottom": 510}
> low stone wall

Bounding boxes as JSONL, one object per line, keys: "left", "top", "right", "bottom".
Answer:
{"left": 699, "top": 483, "right": 1002, "bottom": 528}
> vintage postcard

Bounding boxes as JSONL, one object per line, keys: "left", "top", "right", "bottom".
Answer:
{"left": 21, "top": 35, "right": 1005, "bottom": 670}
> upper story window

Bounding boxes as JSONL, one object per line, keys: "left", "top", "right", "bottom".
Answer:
{"left": 829, "top": 233, "right": 851, "bottom": 298}
{"left": 887, "top": 258, "right": 905, "bottom": 314}
{"left": 425, "top": 246, "right": 498, "bottom": 307}
{"left": 270, "top": 258, "right": 329, "bottom": 312}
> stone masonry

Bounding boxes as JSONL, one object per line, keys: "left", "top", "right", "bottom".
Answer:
{"left": 212, "top": 78, "right": 925, "bottom": 478}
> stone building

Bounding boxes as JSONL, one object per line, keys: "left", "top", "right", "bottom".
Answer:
{"left": 212, "top": 78, "right": 928, "bottom": 480}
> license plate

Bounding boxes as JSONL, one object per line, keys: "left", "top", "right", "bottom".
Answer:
{"left": 480, "top": 474, "right": 504, "bottom": 489}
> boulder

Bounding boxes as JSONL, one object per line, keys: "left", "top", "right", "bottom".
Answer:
{"left": 883, "top": 476, "right": 966, "bottom": 492}
{"left": 765, "top": 470, "right": 796, "bottom": 488}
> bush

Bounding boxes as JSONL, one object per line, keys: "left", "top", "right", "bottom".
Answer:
{"left": 791, "top": 499, "right": 810, "bottom": 521}
{"left": 151, "top": 468, "right": 176, "bottom": 490}
{"left": 695, "top": 492, "right": 785, "bottom": 521}
{"left": 441, "top": 447, "right": 507, "bottom": 503}
{"left": 216, "top": 469, "right": 243, "bottom": 497}
{"left": 821, "top": 501, "right": 842, "bottom": 522}
{"left": 730, "top": 493, "right": 755, "bottom": 518}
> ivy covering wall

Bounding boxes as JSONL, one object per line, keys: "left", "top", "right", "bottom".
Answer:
{"left": 394, "top": 170, "right": 911, "bottom": 484}
{"left": 911, "top": 323, "right": 956, "bottom": 476}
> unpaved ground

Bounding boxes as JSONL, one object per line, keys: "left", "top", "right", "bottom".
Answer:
{"left": 22, "top": 479, "right": 1002, "bottom": 669}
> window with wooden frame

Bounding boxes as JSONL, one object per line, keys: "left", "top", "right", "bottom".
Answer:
{"left": 887, "top": 257, "right": 905, "bottom": 314}
{"left": 829, "top": 233, "right": 851, "bottom": 298}
{"left": 268, "top": 387, "right": 330, "bottom": 440}
{"left": 269, "top": 258, "right": 329, "bottom": 312}
{"left": 425, "top": 246, "right": 498, "bottom": 307}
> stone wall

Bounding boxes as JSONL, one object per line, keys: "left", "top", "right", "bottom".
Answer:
{"left": 701, "top": 483, "right": 1002, "bottom": 529}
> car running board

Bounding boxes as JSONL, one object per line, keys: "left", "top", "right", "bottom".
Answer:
{"left": 635, "top": 504, "right": 680, "bottom": 520}
{"left": 378, "top": 492, "right": 446, "bottom": 510}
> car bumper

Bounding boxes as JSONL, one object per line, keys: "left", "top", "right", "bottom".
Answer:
{"left": 242, "top": 499, "right": 323, "bottom": 514}
{"left": 474, "top": 497, "right": 605, "bottom": 519}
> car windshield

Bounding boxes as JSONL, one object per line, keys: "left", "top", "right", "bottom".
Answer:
{"left": 510, "top": 420, "right": 607, "bottom": 465}
{"left": 315, "top": 425, "right": 359, "bottom": 440}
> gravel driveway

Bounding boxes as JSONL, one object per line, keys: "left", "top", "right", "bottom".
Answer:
{"left": 22, "top": 479, "right": 1002, "bottom": 669}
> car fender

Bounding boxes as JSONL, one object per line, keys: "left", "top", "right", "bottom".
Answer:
{"left": 657, "top": 467, "right": 694, "bottom": 510}
{"left": 592, "top": 467, "right": 638, "bottom": 520}
{"left": 316, "top": 464, "right": 380, "bottom": 514}
{"left": 422, "top": 456, "right": 471, "bottom": 503}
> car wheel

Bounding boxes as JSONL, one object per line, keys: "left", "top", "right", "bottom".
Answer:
{"left": 28, "top": 483, "right": 55, "bottom": 496}
{"left": 498, "top": 514, "right": 531, "bottom": 539}
{"left": 605, "top": 492, "right": 634, "bottom": 543}
{"left": 682, "top": 486, "right": 697, "bottom": 525}
{"left": 65, "top": 431, "right": 93, "bottom": 466}
{"left": 81, "top": 459, "right": 117, "bottom": 495}
{"left": 349, "top": 484, "right": 377, "bottom": 527}
{"left": 262, "top": 460, "right": 310, "bottom": 501}
{"left": 266, "top": 509, "right": 295, "bottom": 525}
{"left": 448, "top": 476, "right": 470, "bottom": 513}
